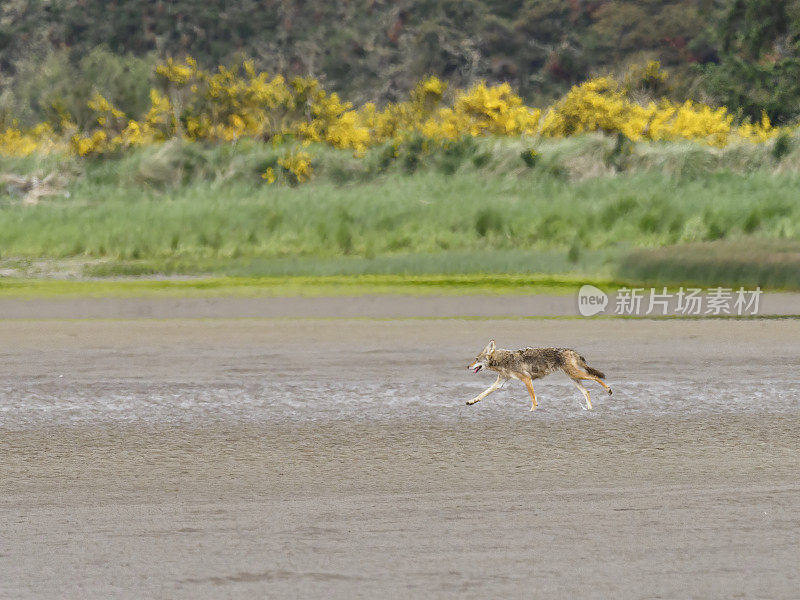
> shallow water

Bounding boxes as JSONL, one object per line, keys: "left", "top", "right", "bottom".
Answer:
{"left": 2, "top": 371, "right": 800, "bottom": 429}
{"left": 2, "top": 317, "right": 799, "bottom": 428}
{"left": 2, "top": 317, "right": 799, "bottom": 598}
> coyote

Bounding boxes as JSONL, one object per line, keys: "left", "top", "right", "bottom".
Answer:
{"left": 466, "top": 340, "right": 612, "bottom": 410}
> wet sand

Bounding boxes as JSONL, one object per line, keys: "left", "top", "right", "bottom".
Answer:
{"left": 1, "top": 291, "right": 800, "bottom": 319}
{"left": 2, "top": 313, "right": 799, "bottom": 598}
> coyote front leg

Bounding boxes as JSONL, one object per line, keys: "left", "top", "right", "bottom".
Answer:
{"left": 521, "top": 376, "right": 538, "bottom": 411}
{"left": 572, "top": 379, "right": 593, "bottom": 410}
{"left": 467, "top": 375, "right": 505, "bottom": 406}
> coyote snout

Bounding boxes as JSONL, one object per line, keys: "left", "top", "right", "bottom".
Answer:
{"left": 467, "top": 359, "right": 485, "bottom": 373}
{"left": 466, "top": 339, "right": 612, "bottom": 411}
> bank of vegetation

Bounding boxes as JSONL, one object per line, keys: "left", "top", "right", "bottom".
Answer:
{"left": 2, "top": 134, "right": 800, "bottom": 288}
{"left": 2, "top": 1, "right": 800, "bottom": 288}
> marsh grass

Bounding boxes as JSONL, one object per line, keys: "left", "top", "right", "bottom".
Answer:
{"left": 80, "top": 248, "right": 618, "bottom": 278}
{"left": 2, "top": 136, "right": 800, "bottom": 286}
{"left": 4, "top": 169, "right": 796, "bottom": 260}
{"left": 619, "top": 240, "right": 800, "bottom": 289}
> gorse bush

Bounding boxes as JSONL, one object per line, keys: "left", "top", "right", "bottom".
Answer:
{"left": 0, "top": 47, "right": 155, "bottom": 132}
{"left": 0, "top": 58, "right": 790, "bottom": 184}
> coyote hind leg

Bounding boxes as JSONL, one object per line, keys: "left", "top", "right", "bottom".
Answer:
{"left": 581, "top": 371, "right": 612, "bottom": 395}
{"left": 521, "top": 376, "right": 538, "bottom": 411}
{"left": 570, "top": 363, "right": 613, "bottom": 395}
{"left": 571, "top": 379, "right": 592, "bottom": 410}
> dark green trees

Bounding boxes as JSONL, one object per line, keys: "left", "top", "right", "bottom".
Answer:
{"left": 704, "top": 0, "right": 800, "bottom": 123}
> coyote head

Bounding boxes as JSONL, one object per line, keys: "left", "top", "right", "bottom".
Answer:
{"left": 468, "top": 340, "right": 495, "bottom": 373}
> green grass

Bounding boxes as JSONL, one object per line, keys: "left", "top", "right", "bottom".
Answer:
{"left": 78, "top": 247, "right": 620, "bottom": 278}
{"left": 0, "top": 274, "right": 611, "bottom": 298}
{"left": 619, "top": 240, "right": 800, "bottom": 289}
{"left": 3, "top": 136, "right": 800, "bottom": 289}
{"left": 3, "top": 165, "right": 799, "bottom": 261}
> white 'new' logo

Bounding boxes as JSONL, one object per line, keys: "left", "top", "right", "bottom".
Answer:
{"left": 578, "top": 285, "right": 608, "bottom": 316}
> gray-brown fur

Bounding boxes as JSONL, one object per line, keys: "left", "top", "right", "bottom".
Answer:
{"left": 583, "top": 364, "right": 605, "bottom": 379}
{"left": 466, "top": 340, "right": 612, "bottom": 410}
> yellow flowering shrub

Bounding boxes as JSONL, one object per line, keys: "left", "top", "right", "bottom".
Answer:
{"left": 71, "top": 130, "right": 108, "bottom": 156}
{"left": 540, "top": 77, "right": 650, "bottom": 139}
{"left": 323, "top": 110, "right": 371, "bottom": 155}
{"left": 361, "top": 101, "right": 421, "bottom": 140}
{"left": 422, "top": 82, "right": 541, "bottom": 139}
{"left": 648, "top": 101, "right": 733, "bottom": 147}
{"left": 278, "top": 149, "right": 313, "bottom": 183}
{"left": 261, "top": 167, "right": 276, "bottom": 184}
{"left": 143, "top": 89, "right": 177, "bottom": 140}
{"left": 0, "top": 123, "right": 66, "bottom": 157}
{"left": 622, "top": 60, "right": 670, "bottom": 96}
{"left": 0, "top": 55, "right": 793, "bottom": 168}
{"left": 87, "top": 92, "right": 126, "bottom": 127}
{"left": 155, "top": 56, "right": 197, "bottom": 86}
{"left": 539, "top": 76, "right": 743, "bottom": 146}
{"left": 736, "top": 112, "right": 780, "bottom": 143}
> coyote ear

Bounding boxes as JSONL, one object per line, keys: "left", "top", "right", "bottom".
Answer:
{"left": 483, "top": 340, "right": 496, "bottom": 355}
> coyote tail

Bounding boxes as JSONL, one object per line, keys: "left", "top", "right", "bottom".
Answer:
{"left": 584, "top": 365, "right": 605, "bottom": 379}
{"left": 578, "top": 354, "right": 605, "bottom": 379}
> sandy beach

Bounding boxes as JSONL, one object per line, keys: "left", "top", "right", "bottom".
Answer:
{"left": 2, "top": 308, "right": 799, "bottom": 598}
